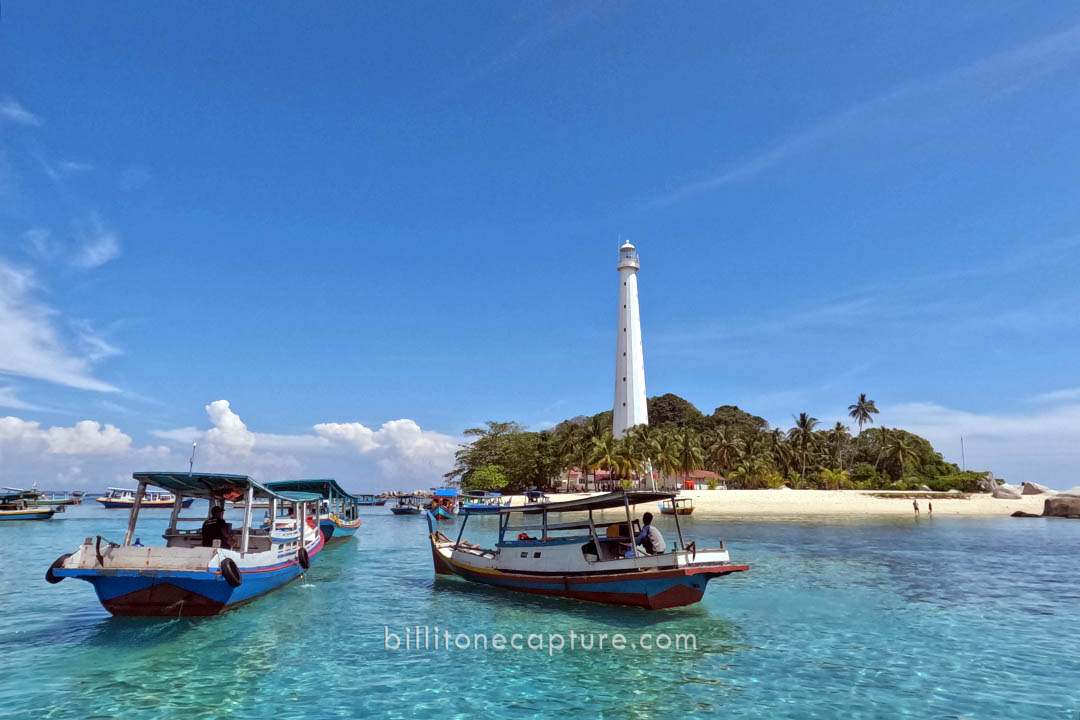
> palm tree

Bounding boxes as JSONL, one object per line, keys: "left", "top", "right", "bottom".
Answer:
{"left": 651, "top": 430, "right": 681, "bottom": 490}
{"left": 882, "top": 429, "right": 919, "bottom": 481}
{"left": 829, "top": 422, "right": 850, "bottom": 469}
{"left": 788, "top": 412, "right": 820, "bottom": 481}
{"left": 676, "top": 427, "right": 705, "bottom": 488}
{"left": 704, "top": 428, "right": 742, "bottom": 477}
{"left": 767, "top": 428, "right": 794, "bottom": 478}
{"left": 589, "top": 431, "right": 622, "bottom": 490}
{"left": 557, "top": 425, "right": 591, "bottom": 491}
{"left": 626, "top": 424, "right": 657, "bottom": 489}
{"left": 847, "top": 393, "right": 879, "bottom": 436}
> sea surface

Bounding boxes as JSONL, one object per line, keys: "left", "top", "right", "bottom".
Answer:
{"left": 1, "top": 501, "right": 1077, "bottom": 719}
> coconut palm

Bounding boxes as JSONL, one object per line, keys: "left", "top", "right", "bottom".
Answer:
{"left": 589, "top": 431, "right": 622, "bottom": 489}
{"left": 829, "top": 422, "right": 850, "bottom": 469}
{"left": 788, "top": 412, "right": 820, "bottom": 481}
{"left": 626, "top": 424, "right": 657, "bottom": 489}
{"left": 882, "top": 429, "right": 919, "bottom": 480}
{"left": 676, "top": 427, "right": 705, "bottom": 487}
{"left": 847, "top": 393, "right": 879, "bottom": 436}
{"left": 704, "top": 428, "right": 742, "bottom": 476}
{"left": 651, "top": 430, "right": 681, "bottom": 490}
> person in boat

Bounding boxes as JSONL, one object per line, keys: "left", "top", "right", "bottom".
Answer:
{"left": 201, "top": 505, "right": 234, "bottom": 549}
{"left": 626, "top": 512, "right": 665, "bottom": 556}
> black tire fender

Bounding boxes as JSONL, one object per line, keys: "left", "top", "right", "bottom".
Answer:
{"left": 298, "top": 546, "right": 311, "bottom": 570}
{"left": 221, "top": 557, "right": 242, "bottom": 587}
{"left": 46, "top": 553, "right": 72, "bottom": 584}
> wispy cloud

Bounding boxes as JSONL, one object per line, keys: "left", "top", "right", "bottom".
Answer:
{"left": 72, "top": 214, "right": 121, "bottom": 268}
{"left": 0, "top": 97, "right": 41, "bottom": 127}
{"left": 0, "top": 386, "right": 43, "bottom": 411}
{"left": 0, "top": 258, "right": 119, "bottom": 392}
{"left": 1030, "top": 387, "right": 1080, "bottom": 405}
{"left": 638, "top": 21, "right": 1080, "bottom": 210}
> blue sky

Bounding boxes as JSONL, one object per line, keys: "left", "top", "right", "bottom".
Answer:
{"left": 2, "top": 2, "right": 1080, "bottom": 489}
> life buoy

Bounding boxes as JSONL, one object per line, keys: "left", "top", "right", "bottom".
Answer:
{"left": 46, "top": 553, "right": 71, "bottom": 584}
{"left": 298, "top": 546, "right": 311, "bottom": 570}
{"left": 221, "top": 557, "right": 242, "bottom": 587}
{"left": 517, "top": 533, "right": 530, "bottom": 541}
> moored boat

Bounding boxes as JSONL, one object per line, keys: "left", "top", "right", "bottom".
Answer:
{"left": 659, "top": 497, "right": 694, "bottom": 516}
{"left": 0, "top": 491, "right": 56, "bottom": 521}
{"left": 460, "top": 490, "right": 511, "bottom": 515}
{"left": 47, "top": 472, "right": 324, "bottom": 617}
{"left": 267, "top": 478, "right": 364, "bottom": 543}
{"left": 97, "top": 487, "right": 194, "bottom": 509}
{"left": 390, "top": 497, "right": 423, "bottom": 515}
{"left": 431, "top": 488, "right": 459, "bottom": 520}
{"left": 429, "top": 490, "right": 748, "bottom": 610}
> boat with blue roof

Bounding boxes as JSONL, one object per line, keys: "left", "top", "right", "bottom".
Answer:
{"left": 266, "top": 478, "right": 364, "bottom": 543}
{"left": 431, "top": 488, "right": 459, "bottom": 520}
{"left": 428, "top": 490, "right": 748, "bottom": 610}
{"left": 46, "top": 472, "right": 324, "bottom": 616}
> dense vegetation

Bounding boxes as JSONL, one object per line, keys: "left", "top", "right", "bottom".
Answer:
{"left": 444, "top": 393, "right": 989, "bottom": 494}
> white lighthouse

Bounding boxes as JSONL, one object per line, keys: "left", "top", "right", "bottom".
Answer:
{"left": 613, "top": 241, "right": 648, "bottom": 439}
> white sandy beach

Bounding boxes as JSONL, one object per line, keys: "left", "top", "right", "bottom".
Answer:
{"left": 505, "top": 489, "right": 1049, "bottom": 517}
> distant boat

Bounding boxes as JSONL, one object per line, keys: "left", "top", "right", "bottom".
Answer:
{"left": 431, "top": 488, "right": 459, "bottom": 520}
{"left": 390, "top": 497, "right": 423, "bottom": 515}
{"left": 428, "top": 490, "right": 748, "bottom": 610}
{"left": 3, "top": 487, "right": 80, "bottom": 506}
{"left": 0, "top": 491, "right": 56, "bottom": 521}
{"left": 48, "top": 472, "right": 325, "bottom": 617}
{"left": 267, "top": 479, "right": 364, "bottom": 543}
{"left": 96, "top": 487, "right": 194, "bottom": 509}
{"left": 460, "top": 491, "right": 511, "bottom": 515}
{"left": 659, "top": 497, "right": 694, "bottom": 516}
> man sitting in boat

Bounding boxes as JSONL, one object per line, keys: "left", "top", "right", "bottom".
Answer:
{"left": 200, "top": 505, "right": 234, "bottom": 549}
{"left": 626, "top": 512, "right": 665, "bottom": 556}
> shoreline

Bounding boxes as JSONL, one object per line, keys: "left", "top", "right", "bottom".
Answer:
{"left": 500, "top": 489, "right": 1049, "bottom": 517}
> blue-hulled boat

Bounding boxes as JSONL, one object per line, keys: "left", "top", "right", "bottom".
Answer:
{"left": 431, "top": 488, "right": 459, "bottom": 520}
{"left": 0, "top": 491, "right": 56, "bottom": 521}
{"left": 429, "top": 490, "right": 749, "bottom": 610}
{"left": 47, "top": 472, "right": 324, "bottom": 617}
{"left": 267, "top": 478, "right": 364, "bottom": 543}
{"left": 460, "top": 490, "right": 511, "bottom": 515}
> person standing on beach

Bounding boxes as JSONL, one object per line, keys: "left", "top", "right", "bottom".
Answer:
{"left": 928, "top": 501, "right": 933, "bottom": 516}
{"left": 913, "top": 499, "right": 920, "bottom": 516}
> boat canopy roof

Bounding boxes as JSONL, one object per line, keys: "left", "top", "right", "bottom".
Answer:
{"left": 0, "top": 490, "right": 36, "bottom": 500}
{"left": 463, "top": 490, "right": 502, "bottom": 498}
{"left": 131, "top": 472, "right": 320, "bottom": 503}
{"left": 433, "top": 488, "right": 459, "bottom": 497}
{"left": 506, "top": 490, "right": 675, "bottom": 515}
{"left": 266, "top": 478, "right": 365, "bottom": 501}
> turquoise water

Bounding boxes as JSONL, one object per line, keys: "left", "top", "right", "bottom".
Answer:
{"left": 1, "top": 502, "right": 1077, "bottom": 719}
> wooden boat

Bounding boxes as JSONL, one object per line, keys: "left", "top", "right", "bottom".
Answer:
{"left": 3, "top": 487, "right": 79, "bottom": 506}
{"left": 267, "top": 478, "right": 363, "bottom": 543}
{"left": 460, "top": 490, "right": 511, "bottom": 515}
{"left": 47, "top": 472, "right": 324, "bottom": 617}
{"left": 97, "top": 487, "right": 194, "bottom": 509}
{"left": 428, "top": 490, "right": 748, "bottom": 610}
{"left": 431, "top": 488, "right": 459, "bottom": 520}
{"left": 0, "top": 491, "right": 56, "bottom": 521}
{"left": 390, "top": 497, "right": 423, "bottom": 515}
{"left": 659, "top": 497, "right": 694, "bottom": 516}
{"left": 524, "top": 490, "right": 549, "bottom": 504}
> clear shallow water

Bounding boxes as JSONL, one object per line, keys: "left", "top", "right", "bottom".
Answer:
{"left": 1, "top": 503, "right": 1077, "bottom": 719}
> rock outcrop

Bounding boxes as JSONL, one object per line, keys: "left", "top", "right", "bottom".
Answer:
{"left": 1011, "top": 510, "right": 1042, "bottom": 518}
{"left": 992, "top": 483, "right": 1023, "bottom": 499}
{"left": 1043, "top": 495, "right": 1080, "bottom": 518}
{"left": 1021, "top": 482, "right": 1056, "bottom": 495}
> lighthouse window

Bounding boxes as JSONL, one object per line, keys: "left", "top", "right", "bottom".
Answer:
{"left": 623, "top": 377, "right": 626, "bottom": 381}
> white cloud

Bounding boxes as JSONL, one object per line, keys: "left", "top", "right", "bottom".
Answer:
{"left": 58, "top": 160, "right": 94, "bottom": 174}
{"left": 0, "top": 416, "right": 132, "bottom": 455}
{"left": 152, "top": 401, "right": 458, "bottom": 486}
{"left": 1030, "top": 387, "right": 1080, "bottom": 404}
{"left": 875, "top": 400, "right": 1080, "bottom": 489}
{"left": 72, "top": 215, "right": 121, "bottom": 268}
{"left": 0, "top": 258, "right": 119, "bottom": 392}
{"left": 0, "top": 97, "right": 41, "bottom": 127}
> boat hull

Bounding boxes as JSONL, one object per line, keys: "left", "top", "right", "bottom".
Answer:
{"left": 0, "top": 508, "right": 55, "bottom": 521}
{"left": 390, "top": 507, "right": 421, "bottom": 515}
{"left": 328, "top": 518, "right": 361, "bottom": 541}
{"left": 56, "top": 535, "right": 324, "bottom": 617}
{"left": 96, "top": 498, "right": 194, "bottom": 509}
{"left": 659, "top": 508, "right": 694, "bottom": 516}
{"left": 433, "top": 506, "right": 455, "bottom": 520}
{"left": 319, "top": 519, "right": 337, "bottom": 542}
{"left": 459, "top": 505, "right": 505, "bottom": 515}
